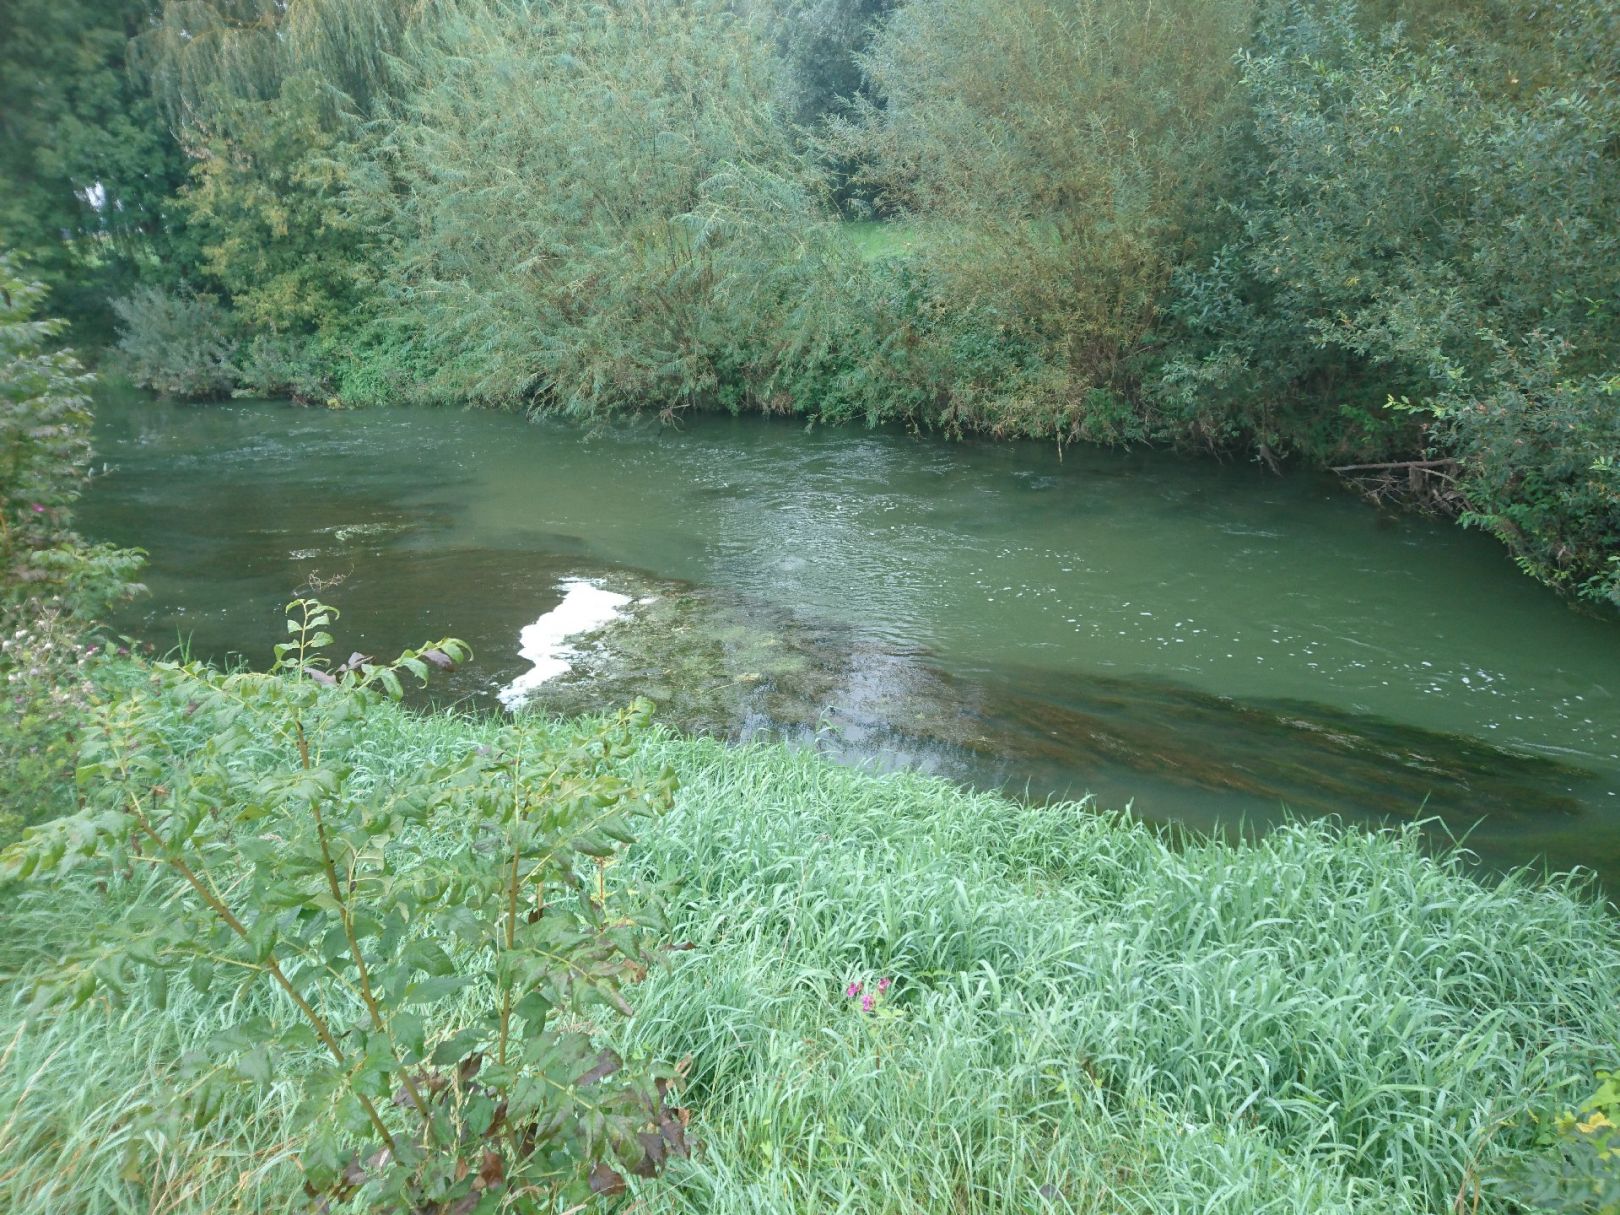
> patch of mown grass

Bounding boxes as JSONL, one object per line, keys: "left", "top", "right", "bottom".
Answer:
{"left": 3, "top": 687, "right": 1617, "bottom": 1213}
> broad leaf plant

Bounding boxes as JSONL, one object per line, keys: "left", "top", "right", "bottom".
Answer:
{"left": 2, "top": 599, "right": 686, "bottom": 1212}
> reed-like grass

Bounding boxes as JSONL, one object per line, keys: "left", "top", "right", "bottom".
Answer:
{"left": 3, "top": 700, "right": 1617, "bottom": 1213}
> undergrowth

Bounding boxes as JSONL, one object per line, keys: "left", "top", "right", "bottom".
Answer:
{"left": 2, "top": 683, "right": 1618, "bottom": 1213}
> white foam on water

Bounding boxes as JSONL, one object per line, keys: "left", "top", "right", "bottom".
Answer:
{"left": 498, "top": 579, "right": 633, "bottom": 709}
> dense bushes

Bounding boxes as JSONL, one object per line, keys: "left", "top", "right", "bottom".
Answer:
{"left": 1, "top": 254, "right": 144, "bottom": 840}
{"left": 21, "top": 0, "right": 1614, "bottom": 601}
{"left": 0, "top": 608, "right": 102, "bottom": 842}
{"left": 0, "top": 0, "right": 195, "bottom": 337}
{"left": 361, "top": 0, "right": 838, "bottom": 415}
{"left": 827, "top": 0, "right": 1253, "bottom": 439}
{"left": 1429, "top": 348, "right": 1620, "bottom": 607}
{"left": 4, "top": 602, "right": 686, "bottom": 1210}
{"left": 111, "top": 284, "right": 239, "bottom": 399}
{"left": 1158, "top": 2, "right": 1620, "bottom": 603}
{"left": 1, "top": 256, "right": 144, "bottom": 614}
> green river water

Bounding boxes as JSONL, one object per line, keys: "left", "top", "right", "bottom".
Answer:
{"left": 80, "top": 396, "right": 1620, "bottom": 882}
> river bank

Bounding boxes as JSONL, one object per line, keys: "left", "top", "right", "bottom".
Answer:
{"left": 3, "top": 674, "right": 1617, "bottom": 1213}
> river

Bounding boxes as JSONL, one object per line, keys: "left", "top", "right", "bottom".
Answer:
{"left": 79, "top": 395, "right": 1620, "bottom": 883}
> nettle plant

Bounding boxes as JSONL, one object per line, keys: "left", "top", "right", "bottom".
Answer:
{"left": 3, "top": 599, "right": 686, "bottom": 1212}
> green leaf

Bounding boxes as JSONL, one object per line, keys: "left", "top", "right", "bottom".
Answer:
{"left": 402, "top": 975, "right": 474, "bottom": 1006}
{"left": 246, "top": 916, "right": 278, "bottom": 962}
{"left": 515, "top": 991, "right": 553, "bottom": 1028}
{"left": 393, "top": 1010, "right": 427, "bottom": 1062}
{"left": 238, "top": 1045, "right": 273, "bottom": 1085}
{"left": 430, "top": 1028, "right": 484, "bottom": 1067}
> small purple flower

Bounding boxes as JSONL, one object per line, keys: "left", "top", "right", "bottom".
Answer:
{"left": 30, "top": 504, "right": 46, "bottom": 514}
{"left": 877, "top": 977, "right": 892, "bottom": 994}
{"left": 845, "top": 981, "right": 862, "bottom": 999}
{"left": 861, "top": 994, "right": 875, "bottom": 1013}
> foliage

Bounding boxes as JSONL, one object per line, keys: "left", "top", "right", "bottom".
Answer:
{"left": 111, "top": 283, "right": 240, "bottom": 399}
{"left": 6, "top": 708, "right": 1620, "bottom": 1212}
{"left": 1423, "top": 347, "right": 1620, "bottom": 608}
{"left": 0, "top": 609, "right": 104, "bottom": 844}
{"left": 827, "top": 0, "right": 1253, "bottom": 438}
{"left": 1157, "top": 0, "right": 1620, "bottom": 594}
{"left": 110, "top": 0, "right": 433, "bottom": 392}
{"left": 3, "top": 599, "right": 684, "bottom": 1210}
{"left": 739, "top": 0, "right": 895, "bottom": 131}
{"left": 1, "top": 253, "right": 144, "bottom": 844}
{"left": 9, "top": 0, "right": 1620, "bottom": 602}
{"left": 0, "top": 0, "right": 195, "bottom": 335}
{"left": 133, "top": 0, "right": 421, "bottom": 134}
{"left": 234, "top": 332, "right": 340, "bottom": 405}
{"left": 1, "top": 254, "right": 144, "bottom": 614}
{"left": 365, "top": 0, "right": 837, "bottom": 417}
{"left": 179, "top": 72, "right": 373, "bottom": 344}
{"left": 1514, "top": 1069, "right": 1620, "bottom": 1214}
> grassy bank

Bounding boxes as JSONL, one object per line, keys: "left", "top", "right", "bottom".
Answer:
{"left": 3, "top": 683, "right": 1619, "bottom": 1213}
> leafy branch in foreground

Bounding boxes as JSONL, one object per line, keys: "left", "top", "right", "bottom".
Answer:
{"left": 2, "top": 598, "right": 685, "bottom": 1212}
{"left": 1, "top": 252, "right": 145, "bottom": 618}
{"left": 1511, "top": 1069, "right": 1620, "bottom": 1215}
{"left": 1, "top": 251, "right": 146, "bottom": 844}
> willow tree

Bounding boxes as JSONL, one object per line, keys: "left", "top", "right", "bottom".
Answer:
{"left": 363, "top": 0, "right": 841, "bottom": 415}
{"left": 828, "top": 0, "right": 1253, "bottom": 439}
{"left": 735, "top": 0, "right": 896, "bottom": 130}
{"left": 132, "top": 0, "right": 426, "bottom": 133}
{"left": 109, "top": 0, "right": 437, "bottom": 394}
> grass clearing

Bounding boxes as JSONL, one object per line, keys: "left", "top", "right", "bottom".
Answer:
{"left": 3, "top": 692, "right": 1617, "bottom": 1213}
{"left": 840, "top": 220, "right": 924, "bottom": 261}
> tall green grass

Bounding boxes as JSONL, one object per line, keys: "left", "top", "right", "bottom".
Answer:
{"left": 3, "top": 697, "right": 1617, "bottom": 1213}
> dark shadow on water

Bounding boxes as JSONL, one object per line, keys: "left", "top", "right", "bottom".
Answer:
{"left": 950, "top": 664, "right": 1614, "bottom": 886}
{"left": 496, "top": 572, "right": 1616, "bottom": 888}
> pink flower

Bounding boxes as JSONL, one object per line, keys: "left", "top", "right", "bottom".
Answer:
{"left": 845, "top": 981, "right": 862, "bottom": 999}
{"left": 861, "top": 994, "right": 875, "bottom": 1013}
{"left": 30, "top": 504, "right": 45, "bottom": 514}
{"left": 877, "top": 977, "right": 892, "bottom": 994}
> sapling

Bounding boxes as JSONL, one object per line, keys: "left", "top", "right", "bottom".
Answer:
{"left": 3, "top": 598, "right": 686, "bottom": 1212}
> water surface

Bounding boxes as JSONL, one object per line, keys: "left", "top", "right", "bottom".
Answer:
{"left": 80, "top": 397, "right": 1620, "bottom": 881}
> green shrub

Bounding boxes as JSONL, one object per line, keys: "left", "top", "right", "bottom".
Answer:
{"left": 1513, "top": 1069, "right": 1620, "bottom": 1214}
{"left": 1421, "top": 342, "right": 1620, "bottom": 608}
{"left": 4, "top": 257, "right": 121, "bottom": 605}
{"left": 234, "top": 332, "right": 338, "bottom": 405}
{"left": 4, "top": 599, "right": 684, "bottom": 1210}
{"left": 0, "top": 607, "right": 100, "bottom": 843}
{"left": 1, "top": 252, "right": 144, "bottom": 841}
{"left": 177, "top": 72, "right": 375, "bottom": 348}
{"left": 111, "top": 283, "right": 239, "bottom": 399}
{"left": 366, "top": 0, "right": 835, "bottom": 418}
{"left": 827, "top": 0, "right": 1253, "bottom": 438}
{"left": 1157, "top": 0, "right": 1620, "bottom": 594}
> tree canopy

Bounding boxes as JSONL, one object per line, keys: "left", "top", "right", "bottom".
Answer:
{"left": 3, "top": 0, "right": 1614, "bottom": 604}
